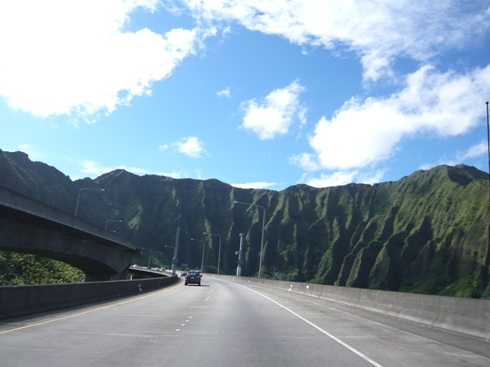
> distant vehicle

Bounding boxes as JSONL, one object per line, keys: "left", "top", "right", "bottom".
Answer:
{"left": 181, "top": 271, "right": 187, "bottom": 277}
{"left": 185, "top": 270, "right": 201, "bottom": 286}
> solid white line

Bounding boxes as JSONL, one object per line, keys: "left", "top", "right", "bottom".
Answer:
{"left": 243, "top": 285, "right": 384, "bottom": 367}
{"left": 302, "top": 297, "right": 490, "bottom": 362}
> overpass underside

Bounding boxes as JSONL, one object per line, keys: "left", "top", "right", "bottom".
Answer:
{"left": 0, "top": 214, "right": 135, "bottom": 281}
{"left": 0, "top": 186, "right": 141, "bottom": 281}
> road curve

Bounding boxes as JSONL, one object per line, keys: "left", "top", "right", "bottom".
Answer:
{"left": 1, "top": 276, "right": 489, "bottom": 367}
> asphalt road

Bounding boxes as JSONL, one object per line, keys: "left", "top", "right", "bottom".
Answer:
{"left": 1, "top": 276, "right": 489, "bottom": 367}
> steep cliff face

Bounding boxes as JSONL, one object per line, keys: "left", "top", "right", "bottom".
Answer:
{"left": 1, "top": 149, "right": 489, "bottom": 298}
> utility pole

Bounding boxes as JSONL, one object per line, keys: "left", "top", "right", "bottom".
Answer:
{"left": 236, "top": 233, "right": 244, "bottom": 276}
{"left": 147, "top": 250, "right": 152, "bottom": 268}
{"left": 486, "top": 102, "right": 490, "bottom": 272}
{"left": 172, "top": 226, "right": 180, "bottom": 276}
{"left": 486, "top": 102, "right": 489, "bottom": 197}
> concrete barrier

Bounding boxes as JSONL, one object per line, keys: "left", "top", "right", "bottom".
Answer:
{"left": 434, "top": 295, "right": 490, "bottom": 341}
{"left": 0, "top": 275, "right": 179, "bottom": 319}
{"left": 316, "top": 283, "right": 363, "bottom": 307}
{"left": 209, "top": 274, "right": 490, "bottom": 342}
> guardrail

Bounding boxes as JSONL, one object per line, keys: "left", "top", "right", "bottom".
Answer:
{"left": 210, "top": 274, "right": 490, "bottom": 342}
{"left": 0, "top": 275, "right": 179, "bottom": 319}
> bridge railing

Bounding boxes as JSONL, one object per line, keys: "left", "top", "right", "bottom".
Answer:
{"left": 0, "top": 275, "right": 179, "bottom": 319}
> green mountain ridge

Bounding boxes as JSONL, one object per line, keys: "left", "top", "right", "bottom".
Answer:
{"left": 0, "top": 148, "right": 489, "bottom": 298}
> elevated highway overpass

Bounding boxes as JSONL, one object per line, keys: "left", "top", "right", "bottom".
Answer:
{"left": 0, "top": 185, "right": 141, "bottom": 281}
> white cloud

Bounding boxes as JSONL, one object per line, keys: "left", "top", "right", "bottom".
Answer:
{"left": 163, "top": 171, "right": 183, "bottom": 179}
{"left": 357, "top": 170, "right": 387, "bottom": 185}
{"left": 231, "top": 181, "right": 277, "bottom": 189}
{"left": 18, "top": 144, "right": 44, "bottom": 160}
{"left": 240, "top": 80, "right": 306, "bottom": 139}
{"left": 301, "top": 169, "right": 385, "bottom": 188}
{"left": 174, "top": 136, "right": 206, "bottom": 158}
{"left": 289, "top": 153, "right": 318, "bottom": 171}
{"left": 293, "top": 65, "right": 490, "bottom": 171}
{"left": 80, "top": 160, "right": 118, "bottom": 177}
{"left": 160, "top": 137, "right": 207, "bottom": 157}
{"left": 79, "top": 160, "right": 181, "bottom": 178}
{"left": 0, "top": 0, "right": 201, "bottom": 119}
{"left": 456, "top": 142, "right": 488, "bottom": 161}
{"left": 181, "top": 0, "right": 490, "bottom": 81}
{"left": 304, "top": 171, "right": 358, "bottom": 188}
{"left": 217, "top": 87, "right": 231, "bottom": 97}
{"left": 420, "top": 141, "right": 489, "bottom": 170}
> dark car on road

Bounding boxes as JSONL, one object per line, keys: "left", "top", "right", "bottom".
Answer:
{"left": 185, "top": 270, "right": 201, "bottom": 286}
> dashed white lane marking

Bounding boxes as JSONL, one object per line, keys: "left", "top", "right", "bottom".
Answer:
{"left": 242, "top": 285, "right": 385, "bottom": 367}
{"left": 176, "top": 316, "right": 192, "bottom": 332}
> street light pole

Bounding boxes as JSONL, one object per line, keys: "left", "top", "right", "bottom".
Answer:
{"left": 75, "top": 188, "right": 105, "bottom": 217}
{"left": 203, "top": 231, "right": 222, "bottom": 274}
{"left": 147, "top": 249, "right": 152, "bottom": 268}
{"left": 191, "top": 238, "right": 206, "bottom": 272}
{"left": 486, "top": 102, "right": 489, "bottom": 196}
{"left": 172, "top": 226, "right": 180, "bottom": 276}
{"left": 234, "top": 200, "right": 266, "bottom": 278}
{"left": 236, "top": 233, "right": 244, "bottom": 276}
{"left": 486, "top": 102, "right": 490, "bottom": 259}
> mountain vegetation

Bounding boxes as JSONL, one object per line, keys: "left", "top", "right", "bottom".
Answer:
{"left": 0, "top": 251, "right": 83, "bottom": 285}
{"left": 0, "top": 148, "right": 489, "bottom": 298}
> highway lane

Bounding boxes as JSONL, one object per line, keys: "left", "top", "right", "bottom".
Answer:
{"left": 1, "top": 276, "right": 489, "bottom": 367}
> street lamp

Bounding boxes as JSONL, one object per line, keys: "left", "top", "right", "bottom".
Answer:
{"left": 190, "top": 238, "right": 206, "bottom": 272}
{"left": 234, "top": 200, "right": 266, "bottom": 278}
{"left": 203, "top": 231, "right": 222, "bottom": 274}
{"left": 236, "top": 233, "right": 244, "bottom": 276}
{"left": 486, "top": 102, "right": 490, "bottom": 195}
{"left": 147, "top": 249, "right": 152, "bottom": 268}
{"left": 171, "top": 226, "right": 180, "bottom": 276}
{"left": 75, "top": 188, "right": 105, "bottom": 217}
{"left": 105, "top": 219, "right": 122, "bottom": 232}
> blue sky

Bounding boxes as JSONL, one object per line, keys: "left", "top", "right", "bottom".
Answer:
{"left": 1, "top": 0, "right": 489, "bottom": 190}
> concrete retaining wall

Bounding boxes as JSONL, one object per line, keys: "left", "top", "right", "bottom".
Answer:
{"left": 0, "top": 275, "right": 179, "bottom": 319}
{"left": 211, "top": 274, "right": 490, "bottom": 342}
